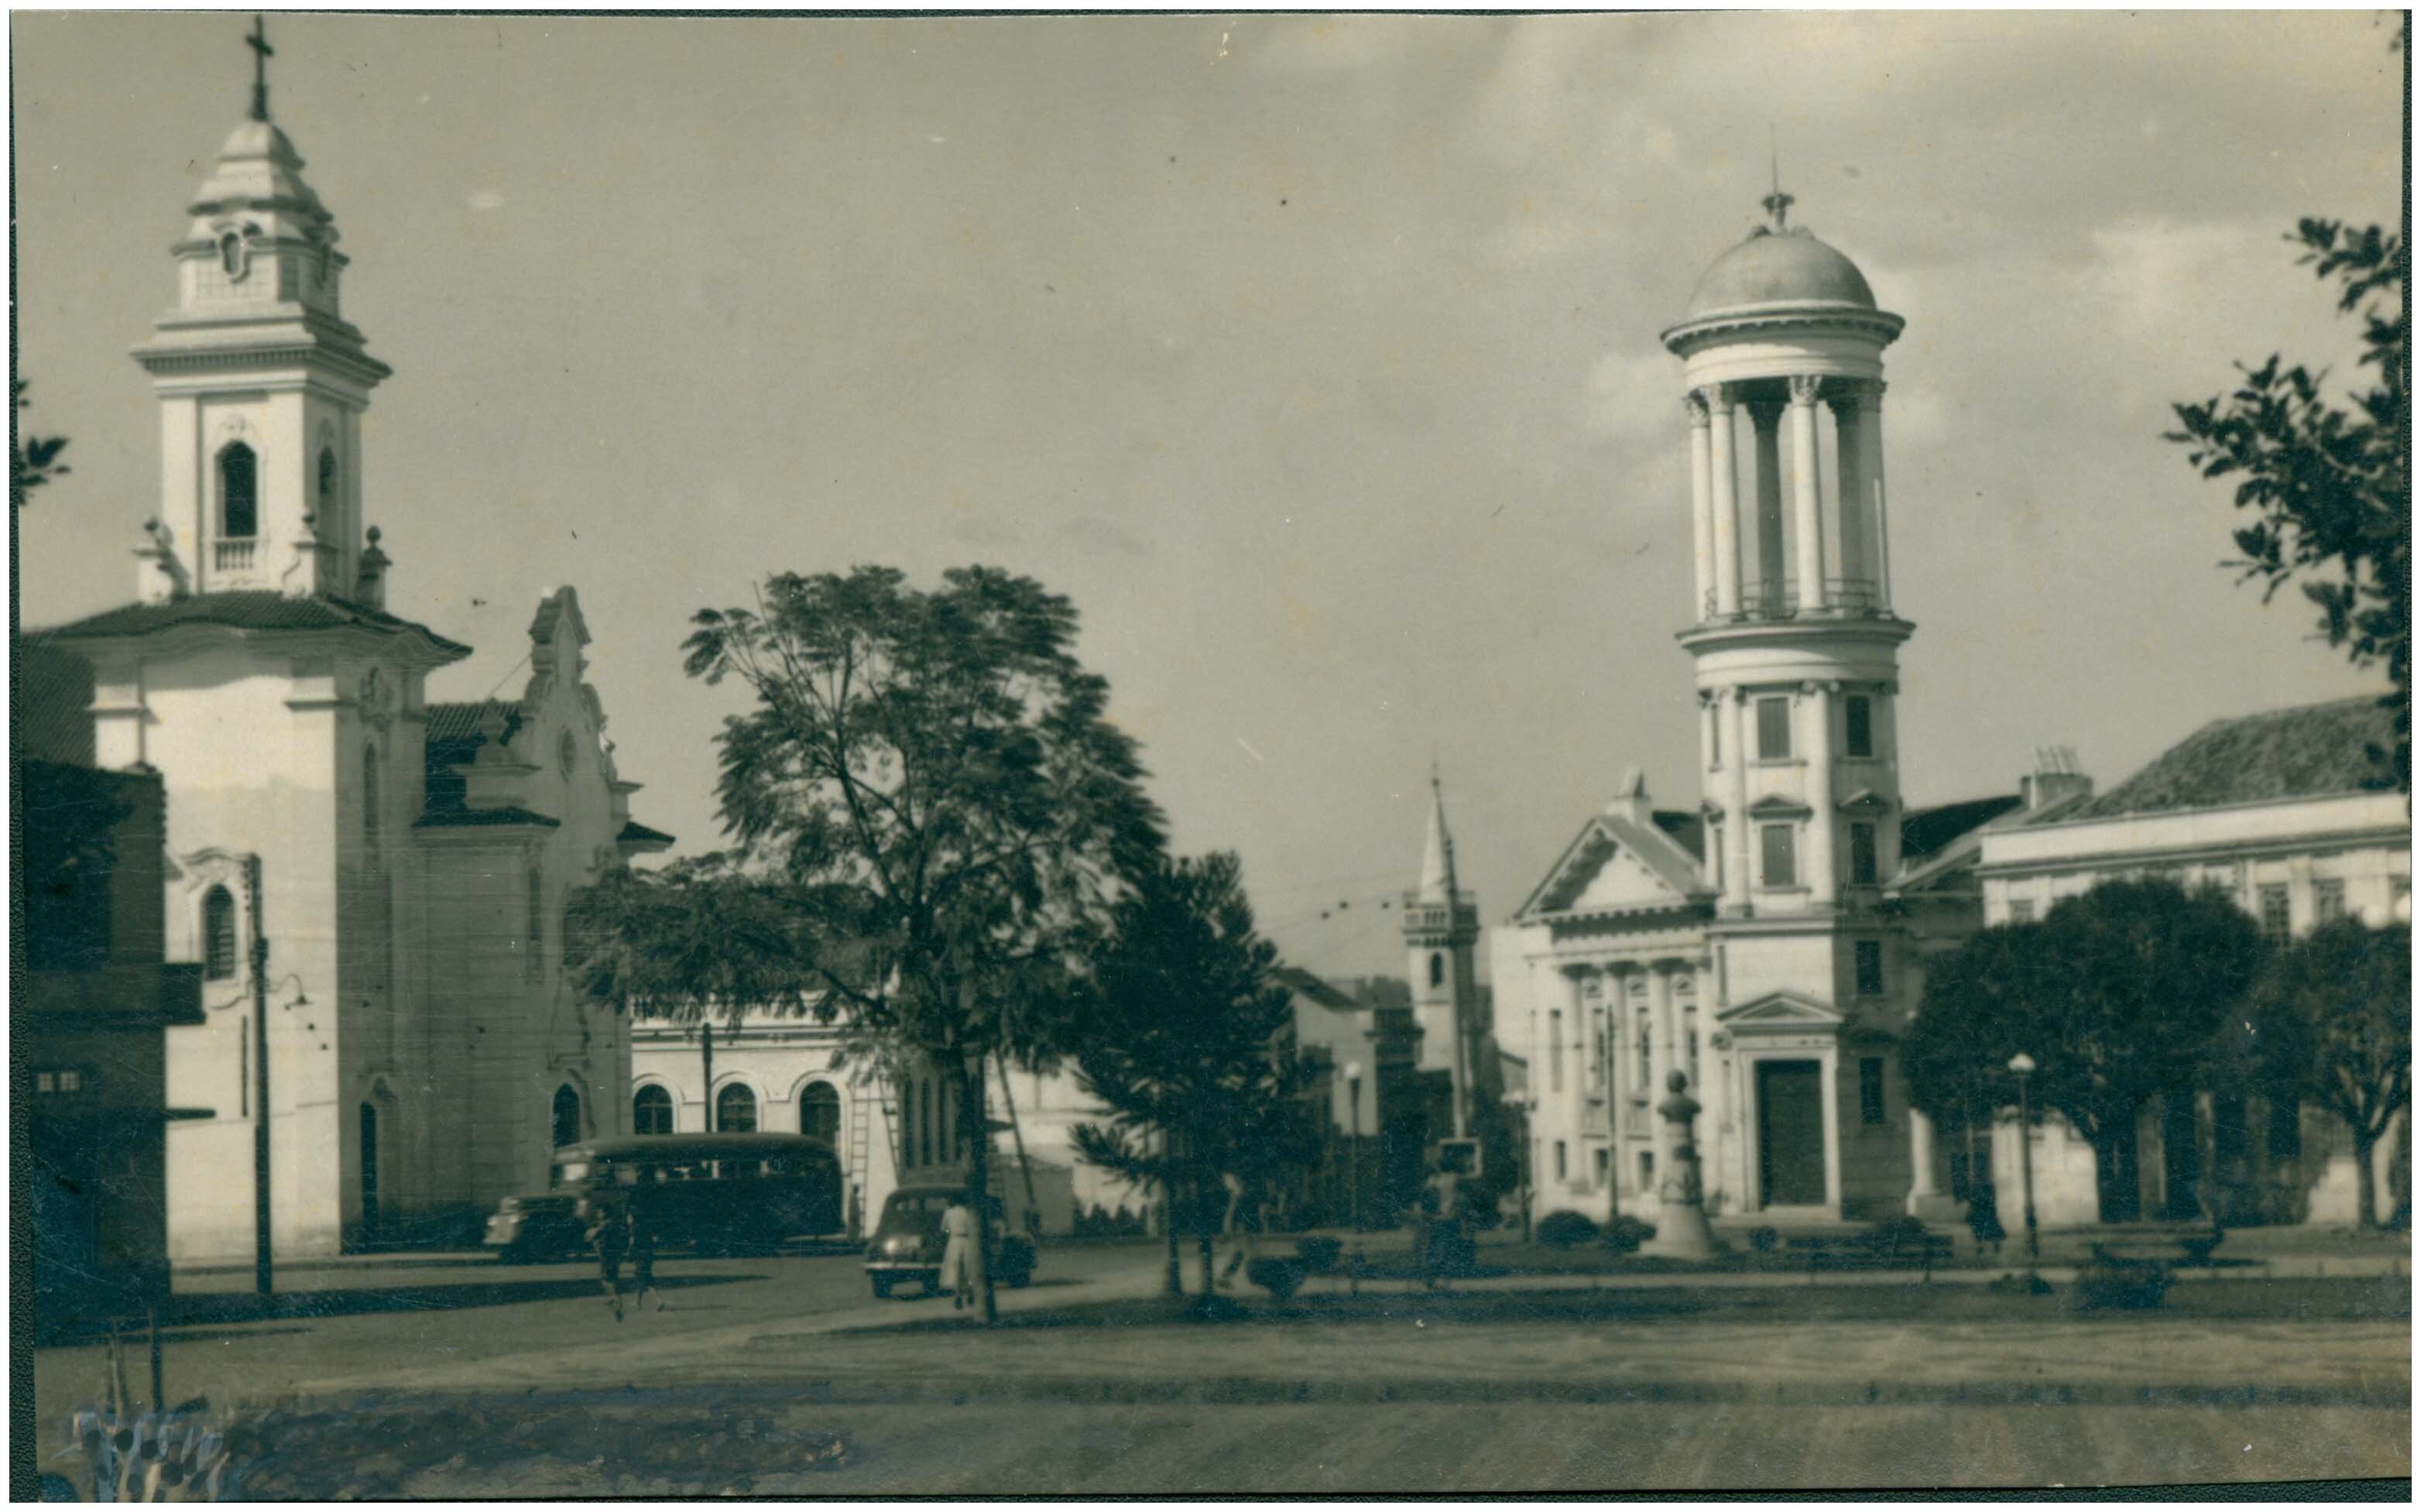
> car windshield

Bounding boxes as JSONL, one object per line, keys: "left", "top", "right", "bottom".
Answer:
{"left": 550, "top": 1161, "right": 591, "bottom": 1187}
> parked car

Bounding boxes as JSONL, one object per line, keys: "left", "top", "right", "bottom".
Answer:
{"left": 484, "top": 1133, "right": 844, "bottom": 1263}
{"left": 863, "top": 1185, "right": 1037, "bottom": 1298}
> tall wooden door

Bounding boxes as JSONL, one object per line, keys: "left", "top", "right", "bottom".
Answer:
{"left": 1756, "top": 1060, "right": 1827, "bottom": 1208}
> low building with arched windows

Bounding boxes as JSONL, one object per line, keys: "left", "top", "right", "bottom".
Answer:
{"left": 627, "top": 1008, "right": 1152, "bottom": 1237}
{"left": 25, "top": 77, "right": 671, "bottom": 1261}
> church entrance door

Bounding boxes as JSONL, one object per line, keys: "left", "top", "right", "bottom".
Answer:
{"left": 1756, "top": 1060, "right": 1826, "bottom": 1208}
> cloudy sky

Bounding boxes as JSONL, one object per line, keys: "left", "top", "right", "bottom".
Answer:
{"left": 14, "top": 12, "right": 2403, "bottom": 981}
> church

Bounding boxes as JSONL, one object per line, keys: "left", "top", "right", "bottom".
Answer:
{"left": 1490, "top": 191, "right": 2040, "bottom": 1230}
{"left": 32, "top": 55, "right": 670, "bottom": 1259}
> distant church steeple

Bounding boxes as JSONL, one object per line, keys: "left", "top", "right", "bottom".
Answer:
{"left": 132, "top": 15, "right": 391, "bottom": 605}
{"left": 1405, "top": 768, "right": 1480, "bottom": 1140}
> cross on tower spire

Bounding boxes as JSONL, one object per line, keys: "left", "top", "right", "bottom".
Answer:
{"left": 1761, "top": 129, "right": 1794, "bottom": 231}
{"left": 245, "top": 14, "right": 275, "bottom": 122}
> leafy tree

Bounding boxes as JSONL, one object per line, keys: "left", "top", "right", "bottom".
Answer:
{"left": 1071, "top": 852, "right": 1320, "bottom": 1308}
{"left": 2166, "top": 214, "right": 2409, "bottom": 792}
{"left": 2219, "top": 919, "right": 2409, "bottom": 1229}
{"left": 12, "top": 381, "right": 71, "bottom": 512}
{"left": 1905, "top": 879, "right": 2267, "bottom": 1220}
{"left": 568, "top": 565, "right": 1165, "bottom": 1322}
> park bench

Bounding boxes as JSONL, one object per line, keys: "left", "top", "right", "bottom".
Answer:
{"left": 1782, "top": 1228, "right": 1956, "bottom": 1278}
{"left": 2090, "top": 1228, "right": 2225, "bottom": 1270}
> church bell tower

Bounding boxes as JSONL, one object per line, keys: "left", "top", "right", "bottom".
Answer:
{"left": 131, "top": 17, "right": 391, "bottom": 605}
{"left": 1404, "top": 772, "right": 1482, "bottom": 1141}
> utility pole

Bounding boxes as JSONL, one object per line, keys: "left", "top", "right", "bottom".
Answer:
{"left": 245, "top": 855, "right": 272, "bottom": 1298}
{"left": 701, "top": 1018, "right": 715, "bottom": 1133}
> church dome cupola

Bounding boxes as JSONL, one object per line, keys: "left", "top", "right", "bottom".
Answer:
{"left": 1683, "top": 226, "right": 1878, "bottom": 322}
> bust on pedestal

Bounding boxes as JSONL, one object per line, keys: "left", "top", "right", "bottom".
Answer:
{"left": 1640, "top": 1070, "right": 1727, "bottom": 1260}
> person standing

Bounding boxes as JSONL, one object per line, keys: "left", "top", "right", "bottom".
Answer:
{"left": 627, "top": 1202, "right": 663, "bottom": 1313}
{"left": 1967, "top": 1178, "right": 2006, "bottom": 1260}
{"left": 938, "top": 1193, "right": 979, "bottom": 1311}
{"left": 585, "top": 1197, "right": 631, "bottom": 1322}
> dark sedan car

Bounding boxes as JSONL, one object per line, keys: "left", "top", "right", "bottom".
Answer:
{"left": 863, "top": 1186, "right": 1036, "bottom": 1298}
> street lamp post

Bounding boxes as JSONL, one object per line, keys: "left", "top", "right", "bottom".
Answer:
{"left": 244, "top": 857, "right": 273, "bottom": 1299}
{"left": 2008, "top": 1052, "right": 2039, "bottom": 1261}
{"left": 1345, "top": 1061, "right": 1363, "bottom": 1298}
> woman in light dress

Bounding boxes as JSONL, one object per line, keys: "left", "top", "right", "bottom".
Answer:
{"left": 938, "top": 1194, "right": 982, "bottom": 1310}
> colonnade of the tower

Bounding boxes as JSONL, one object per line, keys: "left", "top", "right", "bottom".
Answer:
{"left": 1684, "top": 377, "right": 1891, "bottom": 625}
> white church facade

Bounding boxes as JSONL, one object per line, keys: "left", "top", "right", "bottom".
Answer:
{"left": 36, "top": 77, "right": 670, "bottom": 1260}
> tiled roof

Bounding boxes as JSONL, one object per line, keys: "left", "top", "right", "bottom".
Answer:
{"left": 2073, "top": 696, "right": 2399, "bottom": 820}
{"left": 39, "top": 591, "right": 472, "bottom": 657}
{"left": 1900, "top": 795, "right": 2025, "bottom": 862}
{"left": 1272, "top": 965, "right": 1360, "bottom": 1011}
{"left": 424, "top": 699, "right": 525, "bottom": 746}
{"left": 413, "top": 804, "right": 561, "bottom": 830}
{"left": 619, "top": 820, "right": 676, "bottom": 846}
{"left": 1651, "top": 807, "right": 1706, "bottom": 860}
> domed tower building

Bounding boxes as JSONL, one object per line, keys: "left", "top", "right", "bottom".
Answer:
{"left": 1493, "top": 189, "right": 2025, "bottom": 1229}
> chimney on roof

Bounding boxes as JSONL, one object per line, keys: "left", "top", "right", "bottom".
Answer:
{"left": 2019, "top": 745, "right": 2093, "bottom": 810}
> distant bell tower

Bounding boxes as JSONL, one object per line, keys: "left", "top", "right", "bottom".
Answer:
{"left": 1404, "top": 770, "right": 1481, "bottom": 1140}
{"left": 131, "top": 15, "right": 392, "bottom": 604}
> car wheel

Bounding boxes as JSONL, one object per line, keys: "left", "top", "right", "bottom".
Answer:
{"left": 1005, "top": 1268, "right": 1032, "bottom": 1290}
{"left": 870, "top": 1274, "right": 894, "bottom": 1299}
{"left": 496, "top": 1243, "right": 533, "bottom": 1267}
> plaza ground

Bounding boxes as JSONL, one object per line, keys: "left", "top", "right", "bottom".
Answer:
{"left": 33, "top": 1229, "right": 2411, "bottom": 1496}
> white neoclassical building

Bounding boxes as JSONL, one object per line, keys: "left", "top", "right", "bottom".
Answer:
{"left": 1493, "top": 191, "right": 2034, "bottom": 1229}
{"left": 33, "top": 63, "right": 670, "bottom": 1260}
{"left": 1975, "top": 697, "right": 2410, "bottom": 1229}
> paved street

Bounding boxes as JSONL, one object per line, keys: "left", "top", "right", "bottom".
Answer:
{"left": 31, "top": 1239, "right": 1161, "bottom": 1436}
{"left": 33, "top": 1234, "right": 2409, "bottom": 1496}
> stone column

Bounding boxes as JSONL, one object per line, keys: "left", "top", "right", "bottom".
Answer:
{"left": 1828, "top": 389, "right": 1867, "bottom": 591}
{"left": 1860, "top": 381, "right": 1891, "bottom": 611}
{"left": 1685, "top": 393, "right": 1714, "bottom": 622}
{"left": 1749, "top": 399, "right": 1786, "bottom": 607}
{"left": 1803, "top": 681, "right": 1838, "bottom": 908}
{"left": 1724, "top": 690, "right": 1753, "bottom": 914}
{"left": 1648, "top": 963, "right": 1679, "bottom": 1179}
{"left": 1706, "top": 386, "right": 1742, "bottom": 616}
{"left": 1787, "top": 375, "right": 1826, "bottom": 612}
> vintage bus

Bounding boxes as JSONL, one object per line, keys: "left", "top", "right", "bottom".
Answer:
{"left": 483, "top": 1133, "right": 845, "bottom": 1263}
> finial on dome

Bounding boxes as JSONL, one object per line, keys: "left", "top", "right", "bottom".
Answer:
{"left": 245, "top": 14, "right": 275, "bottom": 123}
{"left": 1761, "top": 127, "right": 1794, "bottom": 233}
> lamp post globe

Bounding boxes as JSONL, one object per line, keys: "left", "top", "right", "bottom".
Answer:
{"left": 2008, "top": 1052, "right": 2039, "bottom": 1260}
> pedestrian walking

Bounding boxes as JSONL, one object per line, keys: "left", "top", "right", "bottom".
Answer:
{"left": 627, "top": 1202, "right": 663, "bottom": 1312}
{"left": 1217, "top": 1172, "right": 1258, "bottom": 1290}
{"left": 938, "top": 1193, "right": 980, "bottom": 1311}
{"left": 1967, "top": 1178, "right": 2005, "bottom": 1260}
{"left": 585, "top": 1197, "right": 631, "bottom": 1322}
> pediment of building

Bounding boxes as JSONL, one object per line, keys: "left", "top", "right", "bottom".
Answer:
{"left": 1714, "top": 989, "right": 1846, "bottom": 1033}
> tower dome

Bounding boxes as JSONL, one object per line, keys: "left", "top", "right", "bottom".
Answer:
{"left": 1683, "top": 226, "right": 1876, "bottom": 321}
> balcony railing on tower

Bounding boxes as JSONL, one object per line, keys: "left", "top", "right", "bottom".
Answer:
{"left": 1700, "top": 575, "right": 1885, "bottom": 625}
{"left": 214, "top": 537, "right": 258, "bottom": 573}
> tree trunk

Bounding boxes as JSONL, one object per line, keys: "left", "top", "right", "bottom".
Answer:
{"left": 1161, "top": 1178, "right": 1182, "bottom": 1296}
{"left": 959, "top": 1058, "right": 998, "bottom": 1323}
{"left": 2354, "top": 1129, "right": 2378, "bottom": 1231}
{"left": 1195, "top": 1181, "right": 1216, "bottom": 1302}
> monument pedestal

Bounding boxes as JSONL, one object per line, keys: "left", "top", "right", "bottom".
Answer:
{"left": 1638, "top": 1071, "right": 1728, "bottom": 1260}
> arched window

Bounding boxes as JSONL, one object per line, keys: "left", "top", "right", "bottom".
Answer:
{"left": 362, "top": 744, "right": 382, "bottom": 860}
{"left": 1428, "top": 952, "right": 1445, "bottom": 989}
{"left": 551, "top": 1085, "right": 582, "bottom": 1148}
{"left": 218, "top": 444, "right": 258, "bottom": 539}
{"left": 202, "top": 886, "right": 238, "bottom": 980}
{"left": 317, "top": 447, "right": 338, "bottom": 516}
{"left": 717, "top": 1084, "right": 758, "bottom": 1134}
{"left": 218, "top": 230, "right": 245, "bottom": 279}
{"left": 633, "top": 1084, "right": 675, "bottom": 1136}
{"left": 800, "top": 1082, "right": 842, "bottom": 1143}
